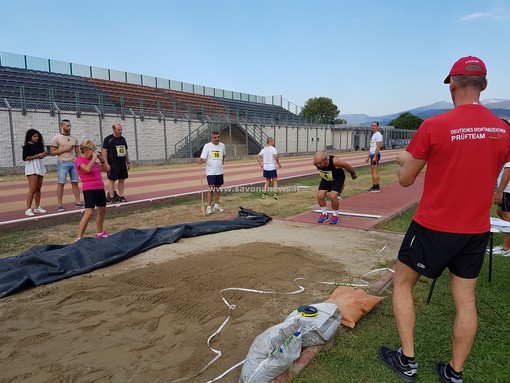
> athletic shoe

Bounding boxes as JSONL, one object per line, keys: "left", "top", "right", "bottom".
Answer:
{"left": 25, "top": 209, "right": 35, "bottom": 217}
{"left": 113, "top": 191, "right": 120, "bottom": 202}
{"left": 206, "top": 206, "right": 213, "bottom": 215}
{"left": 261, "top": 193, "right": 267, "bottom": 199}
{"left": 367, "top": 186, "right": 375, "bottom": 192}
{"left": 273, "top": 194, "right": 278, "bottom": 200}
{"left": 118, "top": 196, "right": 127, "bottom": 203}
{"left": 95, "top": 232, "right": 109, "bottom": 238}
{"left": 34, "top": 206, "right": 47, "bottom": 214}
{"left": 75, "top": 202, "right": 85, "bottom": 207}
{"left": 57, "top": 205, "right": 65, "bottom": 212}
{"left": 213, "top": 205, "right": 224, "bottom": 213}
{"left": 434, "top": 361, "right": 463, "bottom": 383}
{"left": 317, "top": 214, "right": 329, "bottom": 223}
{"left": 486, "top": 245, "right": 510, "bottom": 256}
{"left": 106, "top": 194, "right": 112, "bottom": 203}
{"left": 378, "top": 346, "right": 418, "bottom": 383}
{"left": 330, "top": 215, "right": 339, "bottom": 225}
{"left": 370, "top": 186, "right": 381, "bottom": 193}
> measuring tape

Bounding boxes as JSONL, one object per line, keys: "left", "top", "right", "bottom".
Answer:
{"left": 297, "top": 305, "right": 318, "bottom": 317}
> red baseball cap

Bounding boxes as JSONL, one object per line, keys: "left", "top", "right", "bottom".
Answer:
{"left": 444, "top": 56, "right": 487, "bottom": 84}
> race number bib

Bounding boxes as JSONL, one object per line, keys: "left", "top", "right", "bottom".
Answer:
{"left": 319, "top": 170, "right": 333, "bottom": 181}
{"left": 211, "top": 151, "right": 223, "bottom": 160}
{"left": 115, "top": 145, "right": 126, "bottom": 157}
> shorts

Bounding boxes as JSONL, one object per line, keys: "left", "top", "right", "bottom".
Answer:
{"left": 369, "top": 152, "right": 381, "bottom": 165}
{"left": 500, "top": 192, "right": 510, "bottom": 212}
{"left": 107, "top": 161, "right": 128, "bottom": 181}
{"left": 318, "top": 178, "right": 344, "bottom": 193}
{"left": 398, "top": 220, "right": 489, "bottom": 279}
{"left": 83, "top": 189, "right": 107, "bottom": 209}
{"left": 57, "top": 161, "right": 79, "bottom": 183}
{"left": 207, "top": 174, "right": 224, "bottom": 187}
{"left": 263, "top": 169, "right": 278, "bottom": 179}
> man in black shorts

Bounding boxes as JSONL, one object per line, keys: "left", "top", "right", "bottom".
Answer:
{"left": 378, "top": 56, "right": 510, "bottom": 383}
{"left": 102, "top": 123, "right": 131, "bottom": 203}
{"left": 312, "top": 151, "right": 357, "bottom": 225}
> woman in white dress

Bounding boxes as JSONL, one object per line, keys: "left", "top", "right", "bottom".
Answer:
{"left": 22, "top": 129, "right": 48, "bottom": 216}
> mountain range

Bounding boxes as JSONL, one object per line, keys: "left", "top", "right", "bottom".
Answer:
{"left": 339, "top": 98, "right": 510, "bottom": 125}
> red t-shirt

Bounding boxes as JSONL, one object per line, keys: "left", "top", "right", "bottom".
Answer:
{"left": 75, "top": 156, "right": 105, "bottom": 191}
{"left": 408, "top": 104, "right": 510, "bottom": 233}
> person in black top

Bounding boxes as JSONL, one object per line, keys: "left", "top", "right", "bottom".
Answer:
{"left": 102, "top": 123, "right": 131, "bottom": 203}
{"left": 22, "top": 129, "right": 48, "bottom": 216}
{"left": 312, "top": 151, "right": 358, "bottom": 225}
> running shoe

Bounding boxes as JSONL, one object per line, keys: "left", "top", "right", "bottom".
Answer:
{"left": 273, "top": 194, "right": 278, "bottom": 200}
{"left": 34, "top": 206, "right": 47, "bottom": 214}
{"left": 434, "top": 361, "right": 463, "bottom": 383}
{"left": 118, "top": 196, "right": 127, "bottom": 203}
{"left": 317, "top": 214, "right": 329, "bottom": 223}
{"left": 330, "top": 215, "right": 339, "bottom": 225}
{"left": 378, "top": 346, "right": 418, "bottom": 383}
{"left": 261, "top": 193, "right": 267, "bottom": 199}
{"left": 213, "top": 205, "right": 224, "bottom": 212}
{"left": 25, "top": 209, "right": 35, "bottom": 217}
{"left": 57, "top": 205, "right": 65, "bottom": 212}
{"left": 95, "top": 232, "right": 109, "bottom": 238}
{"left": 206, "top": 206, "right": 213, "bottom": 215}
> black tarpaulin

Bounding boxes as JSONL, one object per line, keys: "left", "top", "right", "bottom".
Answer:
{"left": 0, "top": 207, "right": 271, "bottom": 299}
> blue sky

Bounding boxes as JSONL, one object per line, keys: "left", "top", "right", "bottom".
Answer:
{"left": 1, "top": 0, "right": 509, "bottom": 116}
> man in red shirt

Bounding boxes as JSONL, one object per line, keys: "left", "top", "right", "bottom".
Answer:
{"left": 379, "top": 56, "right": 510, "bottom": 383}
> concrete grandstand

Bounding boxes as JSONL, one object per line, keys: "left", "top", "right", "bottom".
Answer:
{"left": 0, "top": 51, "right": 415, "bottom": 172}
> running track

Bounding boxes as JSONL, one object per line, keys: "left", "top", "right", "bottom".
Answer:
{"left": 0, "top": 149, "right": 405, "bottom": 229}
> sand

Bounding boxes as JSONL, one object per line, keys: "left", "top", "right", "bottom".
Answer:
{"left": 0, "top": 219, "right": 404, "bottom": 383}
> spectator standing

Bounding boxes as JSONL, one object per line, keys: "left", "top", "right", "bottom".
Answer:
{"left": 312, "top": 151, "right": 357, "bottom": 225}
{"left": 102, "top": 123, "right": 131, "bottom": 203}
{"left": 50, "top": 119, "right": 83, "bottom": 211}
{"left": 22, "top": 129, "right": 48, "bottom": 216}
{"left": 199, "top": 131, "right": 226, "bottom": 215}
{"left": 366, "top": 121, "right": 383, "bottom": 192}
{"left": 256, "top": 137, "right": 281, "bottom": 199}
{"left": 490, "top": 120, "right": 510, "bottom": 256}
{"left": 378, "top": 56, "right": 510, "bottom": 383}
{"left": 75, "top": 140, "right": 111, "bottom": 241}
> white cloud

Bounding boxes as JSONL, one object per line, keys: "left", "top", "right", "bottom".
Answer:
{"left": 460, "top": 8, "right": 508, "bottom": 21}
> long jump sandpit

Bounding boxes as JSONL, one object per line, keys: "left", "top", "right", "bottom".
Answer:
{"left": 0, "top": 219, "right": 403, "bottom": 383}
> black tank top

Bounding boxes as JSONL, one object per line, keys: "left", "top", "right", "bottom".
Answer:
{"left": 316, "top": 155, "right": 345, "bottom": 182}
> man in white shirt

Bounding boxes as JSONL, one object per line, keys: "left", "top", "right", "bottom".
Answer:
{"left": 256, "top": 137, "right": 281, "bottom": 199}
{"left": 365, "top": 121, "right": 383, "bottom": 192}
{"left": 199, "top": 131, "right": 226, "bottom": 215}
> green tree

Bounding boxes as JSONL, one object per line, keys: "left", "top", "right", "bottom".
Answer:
{"left": 299, "top": 97, "right": 339, "bottom": 124}
{"left": 389, "top": 112, "right": 423, "bottom": 130}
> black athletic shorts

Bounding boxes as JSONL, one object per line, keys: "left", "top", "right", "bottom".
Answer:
{"left": 500, "top": 192, "right": 510, "bottom": 212}
{"left": 318, "top": 178, "right": 344, "bottom": 193}
{"left": 397, "top": 220, "right": 489, "bottom": 279}
{"left": 107, "top": 161, "right": 128, "bottom": 181}
{"left": 83, "top": 189, "right": 107, "bottom": 209}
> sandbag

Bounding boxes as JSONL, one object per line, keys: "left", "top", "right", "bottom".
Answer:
{"left": 240, "top": 318, "right": 302, "bottom": 383}
{"left": 284, "top": 302, "right": 341, "bottom": 347}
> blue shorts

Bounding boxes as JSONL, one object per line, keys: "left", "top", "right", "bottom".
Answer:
{"left": 369, "top": 153, "right": 381, "bottom": 165}
{"left": 206, "top": 174, "right": 224, "bottom": 187}
{"left": 57, "top": 161, "right": 79, "bottom": 184}
{"left": 263, "top": 169, "right": 278, "bottom": 179}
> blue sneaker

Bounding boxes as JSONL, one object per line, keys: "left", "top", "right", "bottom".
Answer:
{"left": 378, "top": 346, "right": 418, "bottom": 383}
{"left": 317, "top": 214, "right": 329, "bottom": 223}
{"left": 330, "top": 215, "right": 339, "bottom": 225}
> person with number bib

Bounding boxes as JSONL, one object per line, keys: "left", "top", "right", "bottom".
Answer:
{"left": 313, "top": 151, "right": 357, "bottom": 225}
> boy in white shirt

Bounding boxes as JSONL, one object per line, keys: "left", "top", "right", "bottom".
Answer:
{"left": 256, "top": 137, "right": 281, "bottom": 199}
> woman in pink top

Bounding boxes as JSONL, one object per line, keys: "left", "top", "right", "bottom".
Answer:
{"left": 75, "top": 140, "right": 111, "bottom": 241}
